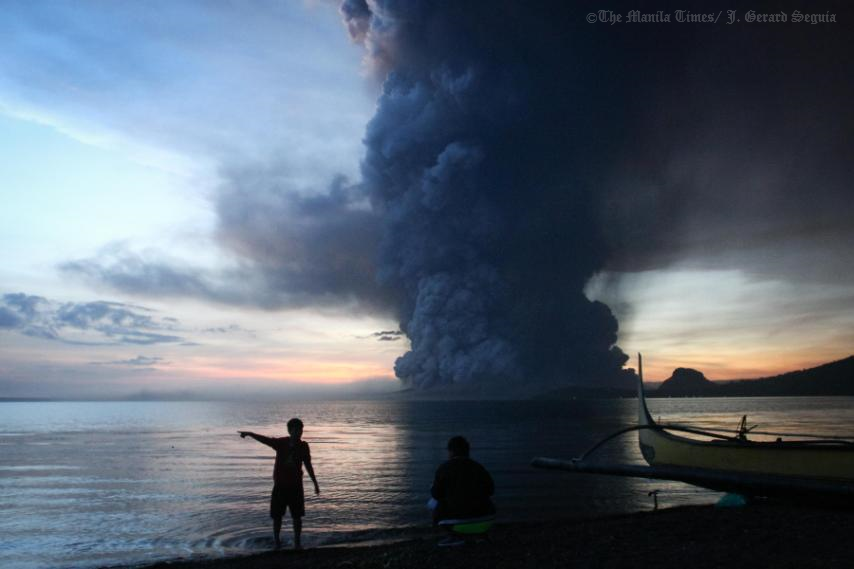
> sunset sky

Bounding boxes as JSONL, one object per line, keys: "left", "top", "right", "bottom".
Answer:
{"left": 1, "top": 1, "right": 852, "bottom": 398}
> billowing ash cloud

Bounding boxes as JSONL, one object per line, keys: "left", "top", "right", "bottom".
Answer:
{"left": 0, "top": 293, "right": 183, "bottom": 345}
{"left": 342, "top": 1, "right": 632, "bottom": 388}
{"left": 341, "top": 1, "right": 854, "bottom": 389}
{"left": 214, "top": 168, "right": 392, "bottom": 312}
{"left": 597, "top": 10, "right": 854, "bottom": 281}
{"left": 58, "top": 1, "right": 853, "bottom": 390}
{"left": 62, "top": 172, "right": 394, "bottom": 314}
{"left": 339, "top": 0, "right": 371, "bottom": 44}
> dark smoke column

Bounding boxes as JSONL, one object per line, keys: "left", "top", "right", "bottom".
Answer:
{"left": 342, "top": 0, "right": 628, "bottom": 390}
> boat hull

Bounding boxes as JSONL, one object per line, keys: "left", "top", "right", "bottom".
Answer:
{"left": 639, "top": 427, "right": 854, "bottom": 483}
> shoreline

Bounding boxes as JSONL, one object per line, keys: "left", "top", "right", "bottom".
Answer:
{"left": 124, "top": 502, "right": 854, "bottom": 569}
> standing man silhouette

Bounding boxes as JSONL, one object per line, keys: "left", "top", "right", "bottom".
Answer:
{"left": 239, "top": 418, "right": 320, "bottom": 549}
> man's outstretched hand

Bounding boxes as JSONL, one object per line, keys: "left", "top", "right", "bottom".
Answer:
{"left": 238, "top": 431, "right": 250, "bottom": 439}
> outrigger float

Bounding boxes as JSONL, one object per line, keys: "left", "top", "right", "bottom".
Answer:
{"left": 532, "top": 354, "right": 854, "bottom": 500}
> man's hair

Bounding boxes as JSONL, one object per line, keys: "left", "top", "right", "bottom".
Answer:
{"left": 287, "top": 418, "right": 304, "bottom": 431}
{"left": 447, "top": 435, "right": 470, "bottom": 457}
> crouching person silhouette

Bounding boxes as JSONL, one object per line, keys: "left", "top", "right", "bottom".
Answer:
{"left": 430, "top": 436, "right": 495, "bottom": 545}
{"left": 239, "top": 418, "right": 319, "bottom": 550}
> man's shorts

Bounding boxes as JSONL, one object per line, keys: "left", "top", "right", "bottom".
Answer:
{"left": 270, "top": 483, "right": 305, "bottom": 518}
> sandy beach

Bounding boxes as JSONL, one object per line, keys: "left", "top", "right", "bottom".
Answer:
{"left": 134, "top": 502, "right": 854, "bottom": 569}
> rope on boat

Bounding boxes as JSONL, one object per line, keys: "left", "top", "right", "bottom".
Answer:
{"left": 661, "top": 423, "right": 854, "bottom": 442}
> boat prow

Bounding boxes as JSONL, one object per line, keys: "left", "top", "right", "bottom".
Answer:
{"left": 636, "top": 353, "right": 657, "bottom": 463}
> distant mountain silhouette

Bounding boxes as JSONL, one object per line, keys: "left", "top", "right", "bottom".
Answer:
{"left": 651, "top": 356, "right": 854, "bottom": 397}
{"left": 655, "top": 368, "right": 719, "bottom": 397}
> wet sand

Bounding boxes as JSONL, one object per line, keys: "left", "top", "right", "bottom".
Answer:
{"left": 135, "top": 502, "right": 854, "bottom": 569}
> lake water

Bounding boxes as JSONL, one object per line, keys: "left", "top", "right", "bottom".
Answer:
{"left": 2, "top": 397, "right": 853, "bottom": 569}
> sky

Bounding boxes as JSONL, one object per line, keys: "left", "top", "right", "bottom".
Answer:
{"left": 0, "top": 0, "right": 401, "bottom": 399}
{"left": 1, "top": 1, "right": 852, "bottom": 398}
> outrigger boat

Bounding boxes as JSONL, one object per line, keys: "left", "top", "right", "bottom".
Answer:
{"left": 532, "top": 354, "right": 854, "bottom": 500}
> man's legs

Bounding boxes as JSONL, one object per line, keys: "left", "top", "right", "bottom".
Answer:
{"left": 292, "top": 515, "right": 302, "bottom": 549}
{"left": 271, "top": 485, "right": 285, "bottom": 549}
{"left": 272, "top": 516, "right": 283, "bottom": 549}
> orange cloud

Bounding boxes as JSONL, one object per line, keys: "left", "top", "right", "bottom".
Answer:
{"left": 178, "top": 356, "right": 396, "bottom": 384}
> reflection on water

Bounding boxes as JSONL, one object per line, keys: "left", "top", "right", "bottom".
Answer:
{"left": 1, "top": 398, "right": 852, "bottom": 568}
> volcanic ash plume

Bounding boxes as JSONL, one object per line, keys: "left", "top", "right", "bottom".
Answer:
{"left": 342, "top": 0, "right": 628, "bottom": 389}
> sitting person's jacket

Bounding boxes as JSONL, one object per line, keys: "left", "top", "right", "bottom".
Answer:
{"left": 431, "top": 456, "right": 495, "bottom": 520}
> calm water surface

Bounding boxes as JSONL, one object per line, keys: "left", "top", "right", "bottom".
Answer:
{"left": 2, "top": 397, "right": 853, "bottom": 568}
